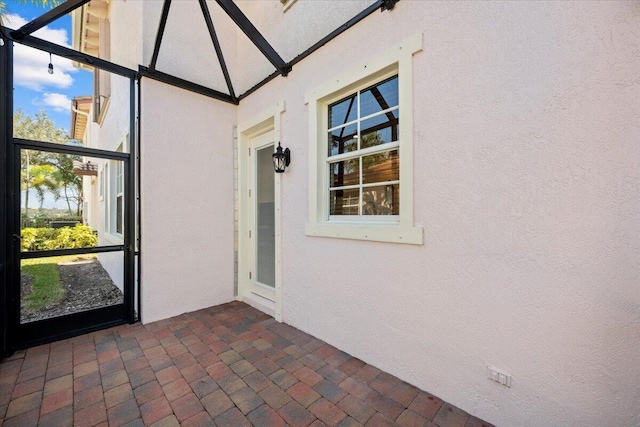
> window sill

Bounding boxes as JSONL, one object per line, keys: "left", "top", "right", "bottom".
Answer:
{"left": 305, "top": 222, "right": 423, "bottom": 245}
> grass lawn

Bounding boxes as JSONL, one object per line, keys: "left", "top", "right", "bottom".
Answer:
{"left": 21, "top": 255, "right": 96, "bottom": 310}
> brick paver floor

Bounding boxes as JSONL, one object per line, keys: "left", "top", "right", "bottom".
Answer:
{"left": 0, "top": 301, "right": 495, "bottom": 426}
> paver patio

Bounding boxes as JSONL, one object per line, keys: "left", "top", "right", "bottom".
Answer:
{"left": 0, "top": 301, "right": 494, "bottom": 427}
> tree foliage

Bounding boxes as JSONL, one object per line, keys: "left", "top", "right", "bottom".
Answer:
{"left": 0, "top": 0, "right": 60, "bottom": 24}
{"left": 14, "top": 109, "right": 83, "bottom": 216}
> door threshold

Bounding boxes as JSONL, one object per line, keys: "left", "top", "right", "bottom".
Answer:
{"left": 241, "top": 292, "right": 276, "bottom": 319}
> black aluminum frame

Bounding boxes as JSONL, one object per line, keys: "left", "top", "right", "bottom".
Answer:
{"left": 199, "top": 0, "right": 236, "bottom": 102}
{"left": 149, "top": 0, "right": 172, "bottom": 73}
{"left": 142, "top": 0, "right": 397, "bottom": 103}
{"left": 0, "top": 0, "right": 398, "bottom": 355}
{"left": 9, "top": 0, "right": 91, "bottom": 40}
{"left": 0, "top": 33, "right": 139, "bottom": 354}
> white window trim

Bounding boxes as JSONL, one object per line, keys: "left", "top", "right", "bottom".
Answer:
{"left": 305, "top": 33, "right": 423, "bottom": 245}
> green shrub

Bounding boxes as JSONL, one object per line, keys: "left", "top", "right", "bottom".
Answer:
{"left": 21, "top": 225, "right": 98, "bottom": 251}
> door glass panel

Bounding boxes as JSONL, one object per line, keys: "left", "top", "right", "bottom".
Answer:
{"left": 20, "top": 252, "right": 124, "bottom": 324}
{"left": 256, "top": 146, "right": 275, "bottom": 288}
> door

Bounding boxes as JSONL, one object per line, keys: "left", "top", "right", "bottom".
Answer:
{"left": 248, "top": 131, "right": 277, "bottom": 303}
{"left": 1, "top": 41, "right": 138, "bottom": 352}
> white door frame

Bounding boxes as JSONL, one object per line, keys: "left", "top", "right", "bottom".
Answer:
{"left": 238, "top": 102, "right": 284, "bottom": 321}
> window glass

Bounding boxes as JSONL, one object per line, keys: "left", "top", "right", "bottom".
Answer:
{"left": 330, "top": 158, "right": 359, "bottom": 188}
{"left": 328, "top": 94, "right": 357, "bottom": 128}
{"left": 328, "top": 124, "right": 358, "bottom": 156}
{"left": 362, "top": 149, "right": 399, "bottom": 184}
{"left": 116, "top": 196, "right": 123, "bottom": 235}
{"left": 360, "top": 76, "right": 399, "bottom": 118}
{"left": 330, "top": 188, "right": 360, "bottom": 216}
{"left": 360, "top": 113, "right": 399, "bottom": 149}
{"left": 362, "top": 184, "right": 399, "bottom": 215}
{"left": 326, "top": 74, "right": 399, "bottom": 218}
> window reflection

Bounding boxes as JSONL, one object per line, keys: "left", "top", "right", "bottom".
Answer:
{"left": 328, "top": 124, "right": 358, "bottom": 156}
{"left": 326, "top": 74, "right": 400, "bottom": 217}
{"left": 328, "top": 94, "right": 357, "bottom": 128}
{"left": 360, "top": 76, "right": 399, "bottom": 118}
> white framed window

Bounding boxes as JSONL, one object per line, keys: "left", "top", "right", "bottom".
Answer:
{"left": 115, "top": 159, "right": 123, "bottom": 235}
{"left": 106, "top": 142, "right": 124, "bottom": 240}
{"left": 99, "top": 164, "right": 105, "bottom": 201}
{"left": 305, "top": 33, "right": 423, "bottom": 245}
{"left": 103, "top": 163, "right": 109, "bottom": 231}
{"left": 327, "top": 74, "right": 400, "bottom": 221}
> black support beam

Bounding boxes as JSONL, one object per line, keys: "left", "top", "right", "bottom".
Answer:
{"left": 149, "top": 0, "right": 172, "bottom": 72}
{"left": 199, "top": 0, "right": 236, "bottom": 101}
{"left": 21, "top": 245, "right": 125, "bottom": 260}
{"left": 239, "top": 0, "right": 395, "bottom": 100}
{"left": 10, "top": 0, "right": 91, "bottom": 40}
{"left": 288, "top": 0, "right": 383, "bottom": 68}
{"left": 3, "top": 30, "right": 137, "bottom": 78}
{"left": 214, "top": 0, "right": 289, "bottom": 76}
{"left": 139, "top": 66, "right": 238, "bottom": 105}
{"left": 14, "top": 138, "right": 131, "bottom": 160}
{"left": 0, "top": 33, "right": 12, "bottom": 358}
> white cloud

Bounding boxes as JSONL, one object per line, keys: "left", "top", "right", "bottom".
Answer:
{"left": 35, "top": 92, "right": 72, "bottom": 114}
{"left": 5, "top": 14, "right": 78, "bottom": 91}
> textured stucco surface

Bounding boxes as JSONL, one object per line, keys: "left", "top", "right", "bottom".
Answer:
{"left": 234, "top": 2, "right": 640, "bottom": 426}
{"left": 139, "top": 79, "right": 237, "bottom": 324}
{"left": 105, "top": 1, "right": 640, "bottom": 426}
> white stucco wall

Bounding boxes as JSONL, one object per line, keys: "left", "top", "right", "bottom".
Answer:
{"left": 234, "top": 2, "right": 640, "bottom": 426}
{"left": 139, "top": 79, "right": 237, "bottom": 324}
{"left": 83, "top": 74, "right": 133, "bottom": 293}
{"left": 84, "top": 0, "right": 142, "bottom": 292}
{"left": 141, "top": 0, "right": 238, "bottom": 94}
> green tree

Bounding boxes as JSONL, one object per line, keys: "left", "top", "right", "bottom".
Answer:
{"left": 14, "top": 109, "right": 83, "bottom": 217}
{"left": 24, "top": 163, "right": 57, "bottom": 209}
{"left": 0, "top": 1, "right": 60, "bottom": 23}
{"left": 52, "top": 151, "right": 83, "bottom": 216}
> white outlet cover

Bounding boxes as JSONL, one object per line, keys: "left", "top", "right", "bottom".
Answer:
{"left": 488, "top": 367, "right": 512, "bottom": 387}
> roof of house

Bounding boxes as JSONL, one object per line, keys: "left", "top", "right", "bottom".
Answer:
{"left": 70, "top": 96, "right": 93, "bottom": 141}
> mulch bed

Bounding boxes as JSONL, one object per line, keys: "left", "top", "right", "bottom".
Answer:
{"left": 20, "top": 258, "right": 123, "bottom": 323}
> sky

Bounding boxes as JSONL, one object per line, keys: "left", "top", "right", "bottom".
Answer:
{"left": 4, "top": 1, "right": 93, "bottom": 209}
{"left": 4, "top": 1, "right": 93, "bottom": 133}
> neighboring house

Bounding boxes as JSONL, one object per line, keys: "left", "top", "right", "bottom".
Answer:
{"left": 60, "top": 1, "right": 640, "bottom": 426}
{"left": 70, "top": 94, "right": 124, "bottom": 292}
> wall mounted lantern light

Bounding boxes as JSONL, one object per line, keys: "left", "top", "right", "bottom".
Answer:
{"left": 272, "top": 142, "right": 291, "bottom": 173}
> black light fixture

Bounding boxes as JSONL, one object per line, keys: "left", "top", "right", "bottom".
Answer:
{"left": 272, "top": 142, "right": 291, "bottom": 173}
{"left": 48, "top": 52, "right": 54, "bottom": 74}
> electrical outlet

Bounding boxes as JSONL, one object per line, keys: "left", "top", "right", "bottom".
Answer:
{"left": 487, "top": 367, "right": 512, "bottom": 387}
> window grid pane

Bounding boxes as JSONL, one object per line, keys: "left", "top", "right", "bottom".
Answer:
{"left": 326, "top": 75, "right": 399, "bottom": 218}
